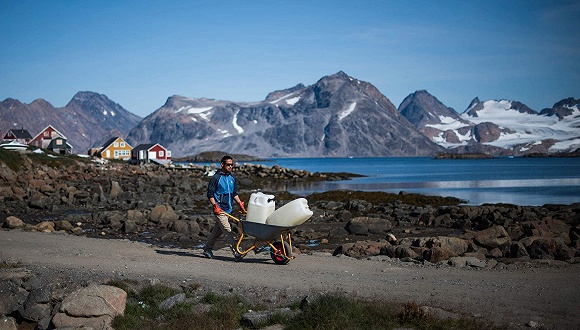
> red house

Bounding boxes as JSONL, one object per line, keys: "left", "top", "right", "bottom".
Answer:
{"left": 131, "top": 143, "right": 172, "bottom": 165}
{"left": 29, "top": 125, "right": 72, "bottom": 153}
{"left": 2, "top": 128, "right": 32, "bottom": 144}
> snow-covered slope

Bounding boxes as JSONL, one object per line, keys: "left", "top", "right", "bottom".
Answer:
{"left": 423, "top": 98, "right": 580, "bottom": 154}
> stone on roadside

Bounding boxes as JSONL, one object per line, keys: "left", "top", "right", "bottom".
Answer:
{"left": 159, "top": 293, "right": 185, "bottom": 310}
{"left": 52, "top": 284, "right": 127, "bottom": 330}
{"left": 3, "top": 216, "right": 24, "bottom": 229}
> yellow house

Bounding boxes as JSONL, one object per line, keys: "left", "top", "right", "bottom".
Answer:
{"left": 97, "top": 137, "right": 133, "bottom": 160}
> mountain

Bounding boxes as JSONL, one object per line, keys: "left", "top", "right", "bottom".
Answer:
{"left": 0, "top": 92, "right": 142, "bottom": 153}
{"left": 125, "top": 71, "right": 445, "bottom": 158}
{"left": 399, "top": 92, "right": 580, "bottom": 155}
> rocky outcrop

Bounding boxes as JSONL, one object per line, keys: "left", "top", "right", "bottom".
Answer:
{"left": 0, "top": 265, "right": 125, "bottom": 330}
{"left": 52, "top": 285, "right": 126, "bottom": 329}
{"left": 329, "top": 202, "right": 580, "bottom": 265}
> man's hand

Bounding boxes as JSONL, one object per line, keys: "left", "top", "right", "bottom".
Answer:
{"left": 238, "top": 201, "right": 247, "bottom": 214}
{"left": 213, "top": 204, "right": 222, "bottom": 215}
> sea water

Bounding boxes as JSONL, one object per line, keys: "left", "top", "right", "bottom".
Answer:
{"left": 245, "top": 157, "right": 580, "bottom": 206}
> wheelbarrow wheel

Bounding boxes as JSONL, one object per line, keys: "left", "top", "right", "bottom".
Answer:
{"left": 270, "top": 241, "right": 292, "bottom": 265}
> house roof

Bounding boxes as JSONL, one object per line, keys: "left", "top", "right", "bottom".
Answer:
{"left": 101, "top": 137, "right": 132, "bottom": 150}
{"left": 29, "top": 125, "right": 68, "bottom": 141}
{"left": 47, "top": 137, "right": 72, "bottom": 150}
{"left": 6, "top": 128, "right": 32, "bottom": 139}
{"left": 133, "top": 143, "right": 157, "bottom": 152}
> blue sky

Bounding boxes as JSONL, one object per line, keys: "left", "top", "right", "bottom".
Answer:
{"left": 1, "top": 1, "right": 579, "bottom": 117}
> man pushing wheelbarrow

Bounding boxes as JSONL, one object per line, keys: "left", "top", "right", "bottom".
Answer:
{"left": 203, "top": 155, "right": 245, "bottom": 260}
{"left": 202, "top": 155, "right": 313, "bottom": 264}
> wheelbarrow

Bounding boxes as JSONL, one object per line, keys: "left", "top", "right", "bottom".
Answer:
{"left": 222, "top": 212, "right": 297, "bottom": 265}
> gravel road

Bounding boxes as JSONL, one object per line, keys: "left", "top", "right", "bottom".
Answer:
{"left": 1, "top": 230, "right": 579, "bottom": 329}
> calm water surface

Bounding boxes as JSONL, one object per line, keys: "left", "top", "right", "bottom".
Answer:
{"left": 243, "top": 157, "right": 580, "bottom": 206}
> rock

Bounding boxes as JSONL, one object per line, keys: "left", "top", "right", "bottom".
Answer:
{"left": 122, "top": 219, "right": 138, "bottom": 233}
{"left": 345, "top": 217, "right": 392, "bottom": 235}
{"left": 473, "top": 226, "right": 512, "bottom": 249}
{"left": 427, "top": 236, "right": 469, "bottom": 256}
{"left": 423, "top": 246, "right": 458, "bottom": 263}
{"left": 0, "top": 280, "right": 29, "bottom": 315}
{"left": 54, "top": 220, "right": 73, "bottom": 231}
{"left": 159, "top": 293, "right": 185, "bottom": 310}
{"left": 524, "top": 237, "right": 561, "bottom": 259}
{"left": 110, "top": 181, "right": 123, "bottom": 198}
{"left": 3, "top": 216, "right": 24, "bottom": 229}
{"left": 420, "top": 305, "right": 461, "bottom": 320}
{"left": 448, "top": 256, "right": 486, "bottom": 268}
{"left": 242, "top": 308, "right": 296, "bottom": 327}
{"left": 172, "top": 220, "right": 191, "bottom": 236}
{"left": 71, "top": 227, "right": 84, "bottom": 235}
{"left": 0, "top": 316, "right": 17, "bottom": 330}
{"left": 149, "top": 205, "right": 179, "bottom": 227}
{"left": 31, "top": 221, "right": 55, "bottom": 232}
{"left": 52, "top": 284, "right": 127, "bottom": 330}
{"left": 510, "top": 242, "right": 530, "bottom": 258}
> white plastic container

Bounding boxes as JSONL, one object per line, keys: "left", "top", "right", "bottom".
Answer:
{"left": 245, "top": 192, "right": 276, "bottom": 223}
{"left": 265, "top": 198, "right": 313, "bottom": 227}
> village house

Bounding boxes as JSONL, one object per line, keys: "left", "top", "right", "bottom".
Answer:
{"left": 2, "top": 128, "right": 32, "bottom": 144}
{"left": 28, "top": 125, "right": 72, "bottom": 154}
{"left": 131, "top": 143, "right": 172, "bottom": 165}
{"left": 95, "top": 137, "right": 133, "bottom": 160}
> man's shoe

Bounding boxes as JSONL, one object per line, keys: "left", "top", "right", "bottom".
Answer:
{"left": 202, "top": 250, "right": 213, "bottom": 259}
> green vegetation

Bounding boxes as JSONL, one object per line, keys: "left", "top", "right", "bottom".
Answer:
{"left": 110, "top": 282, "right": 503, "bottom": 330}
{"left": 307, "top": 190, "right": 465, "bottom": 207}
{"left": 27, "top": 150, "right": 80, "bottom": 168}
{"left": 0, "top": 147, "right": 24, "bottom": 171}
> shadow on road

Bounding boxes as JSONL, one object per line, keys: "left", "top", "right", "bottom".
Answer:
{"left": 154, "top": 249, "right": 274, "bottom": 264}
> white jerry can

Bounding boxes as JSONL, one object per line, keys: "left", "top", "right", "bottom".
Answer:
{"left": 245, "top": 192, "right": 276, "bottom": 223}
{"left": 265, "top": 198, "right": 313, "bottom": 227}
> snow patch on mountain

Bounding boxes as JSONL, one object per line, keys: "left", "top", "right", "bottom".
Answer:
{"left": 286, "top": 96, "right": 300, "bottom": 105}
{"left": 198, "top": 112, "right": 211, "bottom": 121}
{"left": 175, "top": 106, "right": 213, "bottom": 114}
{"left": 339, "top": 102, "right": 356, "bottom": 121}
{"left": 218, "top": 129, "right": 231, "bottom": 137}
{"left": 427, "top": 115, "right": 466, "bottom": 130}
{"left": 270, "top": 93, "right": 295, "bottom": 104}
{"left": 232, "top": 110, "right": 243, "bottom": 134}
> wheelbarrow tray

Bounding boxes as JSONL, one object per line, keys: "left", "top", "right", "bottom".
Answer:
{"left": 241, "top": 221, "right": 296, "bottom": 241}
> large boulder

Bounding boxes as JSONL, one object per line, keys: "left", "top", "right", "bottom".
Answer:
{"left": 345, "top": 217, "right": 392, "bottom": 235}
{"left": 473, "top": 226, "right": 511, "bottom": 249}
{"left": 423, "top": 246, "right": 459, "bottom": 263}
{"left": 52, "top": 285, "right": 126, "bottom": 330}
{"left": 3, "top": 216, "right": 24, "bottom": 229}
{"left": 149, "top": 205, "right": 179, "bottom": 227}
{"left": 426, "top": 236, "right": 469, "bottom": 256}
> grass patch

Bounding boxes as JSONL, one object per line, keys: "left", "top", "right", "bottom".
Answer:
{"left": 282, "top": 294, "right": 504, "bottom": 330}
{"left": 0, "top": 147, "right": 24, "bottom": 172}
{"left": 112, "top": 287, "right": 503, "bottom": 330}
{"left": 27, "top": 151, "right": 79, "bottom": 168}
{"left": 112, "top": 284, "right": 249, "bottom": 330}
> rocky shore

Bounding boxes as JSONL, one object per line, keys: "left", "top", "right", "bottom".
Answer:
{"left": 1, "top": 150, "right": 579, "bottom": 329}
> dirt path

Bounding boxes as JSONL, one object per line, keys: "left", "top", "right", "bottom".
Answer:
{"left": 1, "top": 230, "right": 579, "bottom": 329}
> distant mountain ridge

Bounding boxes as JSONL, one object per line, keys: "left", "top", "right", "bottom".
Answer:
{"left": 125, "top": 71, "right": 444, "bottom": 157}
{"left": 399, "top": 91, "right": 580, "bottom": 155}
{"left": 0, "top": 92, "right": 142, "bottom": 153}
{"left": 1, "top": 73, "right": 578, "bottom": 157}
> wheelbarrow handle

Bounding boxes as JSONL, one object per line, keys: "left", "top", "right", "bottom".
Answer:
{"left": 221, "top": 212, "right": 242, "bottom": 222}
